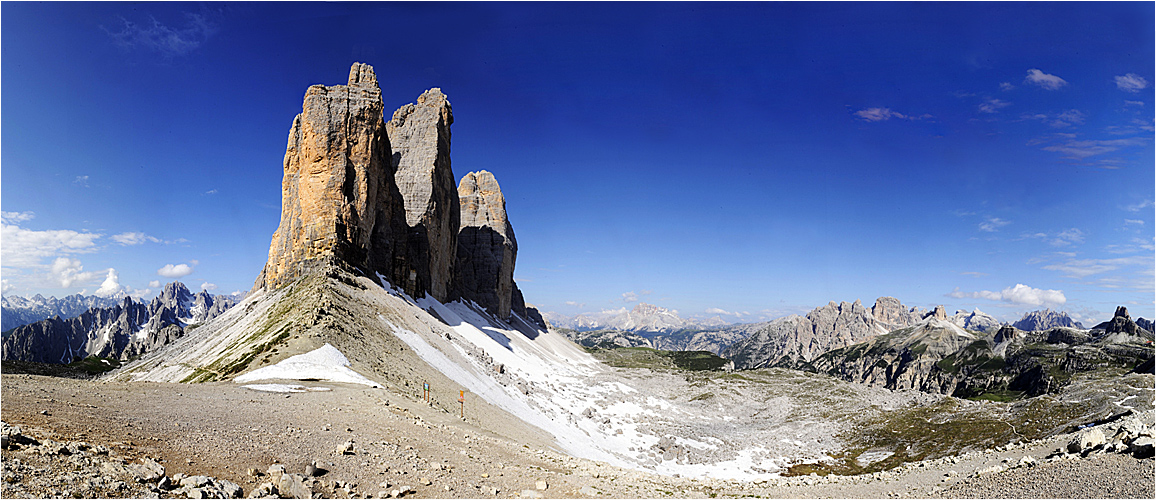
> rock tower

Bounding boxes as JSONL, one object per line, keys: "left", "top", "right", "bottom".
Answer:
{"left": 255, "top": 62, "right": 405, "bottom": 291}
{"left": 387, "top": 89, "right": 460, "bottom": 302}
{"left": 455, "top": 170, "right": 517, "bottom": 319}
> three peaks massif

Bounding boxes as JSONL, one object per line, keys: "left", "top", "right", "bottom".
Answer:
{"left": 258, "top": 62, "right": 540, "bottom": 326}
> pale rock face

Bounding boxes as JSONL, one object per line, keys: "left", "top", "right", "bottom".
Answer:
{"left": 256, "top": 62, "right": 403, "bottom": 291}
{"left": 388, "top": 88, "right": 459, "bottom": 301}
{"left": 455, "top": 170, "right": 517, "bottom": 319}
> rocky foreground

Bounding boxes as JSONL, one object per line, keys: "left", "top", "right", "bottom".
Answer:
{"left": 2, "top": 374, "right": 1153, "bottom": 499}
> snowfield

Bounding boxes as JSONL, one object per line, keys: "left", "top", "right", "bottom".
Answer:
{"left": 234, "top": 343, "right": 381, "bottom": 388}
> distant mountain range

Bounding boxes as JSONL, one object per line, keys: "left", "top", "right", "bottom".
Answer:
{"left": 2, "top": 293, "right": 126, "bottom": 332}
{"left": 542, "top": 302, "right": 733, "bottom": 334}
{"left": 1, "top": 282, "right": 240, "bottom": 363}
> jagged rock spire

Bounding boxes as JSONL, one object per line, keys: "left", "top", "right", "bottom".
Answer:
{"left": 388, "top": 88, "right": 459, "bottom": 301}
{"left": 455, "top": 170, "right": 517, "bottom": 319}
{"left": 255, "top": 62, "right": 404, "bottom": 291}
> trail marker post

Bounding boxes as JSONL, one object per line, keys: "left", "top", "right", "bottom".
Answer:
{"left": 459, "top": 390, "right": 465, "bottom": 418}
{"left": 423, "top": 382, "right": 429, "bottom": 402}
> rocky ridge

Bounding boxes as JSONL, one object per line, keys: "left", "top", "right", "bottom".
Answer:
{"left": 722, "top": 297, "right": 1004, "bottom": 370}
{"left": 809, "top": 306, "right": 1154, "bottom": 398}
{"left": 1, "top": 282, "right": 237, "bottom": 364}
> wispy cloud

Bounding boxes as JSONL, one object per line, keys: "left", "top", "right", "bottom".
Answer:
{"left": 564, "top": 300, "right": 586, "bottom": 308}
{"left": 1124, "top": 219, "right": 1145, "bottom": 226}
{"left": 959, "top": 271, "right": 989, "bottom": 277}
{"left": 200, "top": 282, "right": 218, "bottom": 292}
{"left": 1122, "top": 200, "right": 1154, "bottom": 213}
{"left": 853, "top": 107, "right": 932, "bottom": 122}
{"left": 1040, "top": 138, "right": 1148, "bottom": 160}
{"left": 978, "top": 217, "right": 1011, "bottom": 232}
{"left": 705, "top": 307, "right": 749, "bottom": 318}
{"left": 103, "top": 11, "right": 218, "bottom": 58}
{"left": 1124, "top": 100, "right": 1145, "bottom": 107}
{"left": 1, "top": 211, "right": 35, "bottom": 224}
{"left": 1115, "top": 73, "right": 1149, "bottom": 93}
{"left": 1023, "top": 228, "right": 1085, "bottom": 247}
{"left": 1042, "top": 256, "right": 1149, "bottom": 278}
{"left": 1024, "top": 69, "right": 1068, "bottom": 90}
{"left": 73, "top": 175, "right": 90, "bottom": 187}
{"left": 999, "top": 82, "right": 1015, "bottom": 91}
{"left": 1023, "top": 109, "right": 1085, "bottom": 128}
{"left": 947, "top": 283, "right": 1065, "bottom": 307}
{"left": 978, "top": 98, "right": 1011, "bottom": 114}
{"left": 112, "top": 232, "right": 163, "bottom": 245}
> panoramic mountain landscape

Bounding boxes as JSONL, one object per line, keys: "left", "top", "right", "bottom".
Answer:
{"left": 2, "top": 3, "right": 1154, "bottom": 499}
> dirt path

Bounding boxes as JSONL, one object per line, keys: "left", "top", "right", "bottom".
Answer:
{"left": 2, "top": 374, "right": 1152, "bottom": 498}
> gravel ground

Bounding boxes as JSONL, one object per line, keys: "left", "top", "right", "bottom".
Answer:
{"left": 2, "top": 374, "right": 1153, "bottom": 498}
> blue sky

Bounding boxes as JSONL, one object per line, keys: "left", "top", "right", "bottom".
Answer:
{"left": 2, "top": 2, "right": 1152, "bottom": 325}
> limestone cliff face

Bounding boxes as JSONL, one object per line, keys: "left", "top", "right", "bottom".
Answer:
{"left": 455, "top": 170, "right": 517, "bottom": 319}
{"left": 256, "top": 62, "right": 405, "bottom": 291}
{"left": 388, "top": 89, "right": 459, "bottom": 302}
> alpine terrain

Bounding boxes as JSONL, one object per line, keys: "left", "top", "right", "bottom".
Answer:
{"left": 2, "top": 62, "right": 1153, "bottom": 500}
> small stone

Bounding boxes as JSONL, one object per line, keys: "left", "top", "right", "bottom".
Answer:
{"left": 521, "top": 489, "right": 543, "bottom": 499}
{"left": 420, "top": 478, "right": 431, "bottom": 486}
{"left": 536, "top": 479, "right": 548, "bottom": 490}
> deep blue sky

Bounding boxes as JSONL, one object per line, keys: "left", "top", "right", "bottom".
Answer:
{"left": 2, "top": 2, "right": 1153, "bottom": 324}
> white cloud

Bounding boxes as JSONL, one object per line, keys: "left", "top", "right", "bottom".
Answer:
{"left": 1, "top": 279, "right": 13, "bottom": 295}
{"left": 50, "top": 257, "right": 103, "bottom": 288}
{"left": 200, "top": 282, "right": 218, "bottom": 292}
{"left": 148, "top": 280, "right": 161, "bottom": 288}
{"left": 112, "top": 231, "right": 162, "bottom": 245}
{"left": 947, "top": 283, "right": 1066, "bottom": 307}
{"left": 999, "top": 82, "right": 1015, "bottom": 91}
{"left": 1124, "top": 219, "right": 1145, "bottom": 225}
{"left": 1024, "top": 69, "right": 1068, "bottom": 90}
{"left": 204, "top": 189, "right": 218, "bottom": 195}
{"left": 563, "top": 300, "right": 586, "bottom": 308}
{"left": 1115, "top": 73, "right": 1149, "bottom": 93}
{"left": 1124, "top": 100, "right": 1145, "bottom": 107}
{"left": 978, "top": 98, "right": 1011, "bottom": 114}
{"left": 157, "top": 263, "right": 195, "bottom": 278}
{"left": 74, "top": 175, "right": 90, "bottom": 187}
{"left": 622, "top": 292, "right": 639, "bottom": 303}
{"left": 978, "top": 217, "right": 1011, "bottom": 232}
{"left": 1, "top": 221, "right": 102, "bottom": 268}
{"left": 94, "top": 269, "right": 124, "bottom": 297}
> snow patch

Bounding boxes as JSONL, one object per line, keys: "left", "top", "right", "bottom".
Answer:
{"left": 234, "top": 344, "right": 381, "bottom": 388}
{"left": 241, "top": 384, "right": 332, "bottom": 393}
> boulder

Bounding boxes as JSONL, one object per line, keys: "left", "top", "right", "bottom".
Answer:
{"left": 1067, "top": 428, "right": 1106, "bottom": 454}
{"left": 1130, "top": 436, "right": 1154, "bottom": 458}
